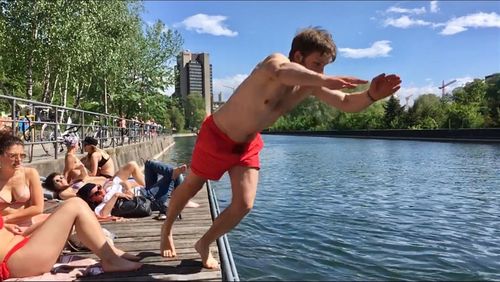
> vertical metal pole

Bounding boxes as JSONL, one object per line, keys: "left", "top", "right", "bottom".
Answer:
{"left": 80, "top": 111, "right": 85, "bottom": 154}
{"left": 11, "top": 99, "right": 16, "bottom": 135}
{"left": 54, "top": 107, "right": 59, "bottom": 159}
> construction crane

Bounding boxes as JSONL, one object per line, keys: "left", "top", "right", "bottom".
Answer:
{"left": 404, "top": 94, "right": 413, "bottom": 109}
{"left": 438, "top": 79, "right": 457, "bottom": 96}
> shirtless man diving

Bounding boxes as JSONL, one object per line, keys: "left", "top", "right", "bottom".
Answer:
{"left": 160, "top": 26, "right": 402, "bottom": 268}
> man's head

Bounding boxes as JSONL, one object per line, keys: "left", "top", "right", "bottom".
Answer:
{"left": 288, "top": 27, "right": 337, "bottom": 73}
{"left": 77, "top": 182, "right": 105, "bottom": 206}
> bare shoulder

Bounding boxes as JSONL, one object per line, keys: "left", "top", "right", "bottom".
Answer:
{"left": 253, "top": 53, "right": 290, "bottom": 78}
{"left": 257, "top": 53, "right": 288, "bottom": 67}
{"left": 24, "top": 167, "right": 40, "bottom": 182}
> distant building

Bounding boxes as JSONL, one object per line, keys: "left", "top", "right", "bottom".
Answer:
{"left": 174, "top": 51, "right": 213, "bottom": 116}
{"left": 212, "top": 92, "right": 225, "bottom": 112}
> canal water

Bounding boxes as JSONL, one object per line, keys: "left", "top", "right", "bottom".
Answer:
{"left": 160, "top": 135, "right": 500, "bottom": 281}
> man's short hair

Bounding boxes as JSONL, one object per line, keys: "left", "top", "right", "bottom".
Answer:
{"left": 288, "top": 26, "right": 337, "bottom": 63}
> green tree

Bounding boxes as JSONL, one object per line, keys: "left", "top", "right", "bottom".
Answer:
{"left": 448, "top": 79, "right": 487, "bottom": 128}
{"left": 383, "top": 95, "right": 405, "bottom": 128}
{"left": 185, "top": 93, "right": 206, "bottom": 130}
{"left": 484, "top": 73, "right": 500, "bottom": 127}
{"left": 408, "top": 94, "right": 446, "bottom": 129}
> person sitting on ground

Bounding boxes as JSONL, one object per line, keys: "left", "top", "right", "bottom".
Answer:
{"left": 43, "top": 160, "right": 145, "bottom": 201}
{"left": 0, "top": 132, "right": 48, "bottom": 234}
{"left": 76, "top": 160, "right": 195, "bottom": 218}
{"left": 62, "top": 134, "right": 84, "bottom": 183}
{"left": 81, "top": 136, "right": 115, "bottom": 178}
{"left": 0, "top": 197, "right": 142, "bottom": 280}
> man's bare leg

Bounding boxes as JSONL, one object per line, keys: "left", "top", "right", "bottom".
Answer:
{"left": 160, "top": 169, "right": 206, "bottom": 257}
{"left": 195, "top": 166, "right": 259, "bottom": 269}
{"left": 115, "top": 161, "right": 145, "bottom": 186}
{"left": 172, "top": 164, "right": 200, "bottom": 208}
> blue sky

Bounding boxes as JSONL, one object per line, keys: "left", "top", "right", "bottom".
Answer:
{"left": 141, "top": 1, "right": 500, "bottom": 105}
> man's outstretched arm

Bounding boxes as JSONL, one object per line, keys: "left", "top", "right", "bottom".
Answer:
{"left": 312, "top": 73, "right": 402, "bottom": 113}
{"left": 259, "top": 53, "right": 367, "bottom": 89}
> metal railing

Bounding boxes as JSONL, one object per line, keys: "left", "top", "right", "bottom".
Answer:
{"left": 206, "top": 180, "right": 240, "bottom": 281}
{"left": 0, "top": 94, "right": 168, "bottom": 162}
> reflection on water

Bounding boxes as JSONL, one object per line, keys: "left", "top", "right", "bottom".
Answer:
{"left": 161, "top": 135, "right": 500, "bottom": 281}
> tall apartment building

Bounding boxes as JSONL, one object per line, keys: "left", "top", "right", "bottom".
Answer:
{"left": 174, "top": 51, "right": 213, "bottom": 116}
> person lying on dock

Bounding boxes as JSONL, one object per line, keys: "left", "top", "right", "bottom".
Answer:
{"left": 160, "top": 26, "right": 402, "bottom": 269}
{"left": 46, "top": 160, "right": 197, "bottom": 218}
{"left": 44, "top": 160, "right": 145, "bottom": 200}
{"left": 0, "top": 197, "right": 142, "bottom": 280}
{"left": 0, "top": 132, "right": 49, "bottom": 235}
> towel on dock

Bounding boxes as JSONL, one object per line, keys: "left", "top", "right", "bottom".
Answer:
{"left": 5, "top": 254, "right": 103, "bottom": 281}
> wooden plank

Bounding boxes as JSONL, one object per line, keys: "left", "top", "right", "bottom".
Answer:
{"left": 71, "top": 185, "right": 222, "bottom": 281}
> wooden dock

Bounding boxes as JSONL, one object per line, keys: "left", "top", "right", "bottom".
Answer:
{"left": 45, "top": 186, "right": 223, "bottom": 281}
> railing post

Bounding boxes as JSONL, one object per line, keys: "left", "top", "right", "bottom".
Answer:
{"left": 54, "top": 107, "right": 59, "bottom": 159}
{"left": 11, "top": 99, "right": 16, "bottom": 135}
{"left": 80, "top": 111, "right": 85, "bottom": 154}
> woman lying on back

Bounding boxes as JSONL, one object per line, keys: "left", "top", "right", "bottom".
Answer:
{"left": 44, "top": 160, "right": 145, "bottom": 200}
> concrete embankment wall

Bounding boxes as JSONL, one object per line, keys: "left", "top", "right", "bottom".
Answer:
{"left": 263, "top": 128, "right": 500, "bottom": 143}
{"left": 29, "top": 135, "right": 175, "bottom": 177}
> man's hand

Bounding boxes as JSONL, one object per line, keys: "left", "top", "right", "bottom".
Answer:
{"left": 323, "top": 76, "right": 368, "bottom": 90}
{"left": 116, "top": 192, "right": 133, "bottom": 200}
{"left": 368, "top": 73, "right": 402, "bottom": 100}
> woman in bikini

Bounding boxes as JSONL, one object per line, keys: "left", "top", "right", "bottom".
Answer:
{"left": 62, "top": 134, "right": 84, "bottom": 183}
{"left": 81, "top": 136, "right": 115, "bottom": 178}
{"left": 0, "top": 197, "right": 142, "bottom": 280}
{"left": 0, "top": 133, "right": 47, "bottom": 234}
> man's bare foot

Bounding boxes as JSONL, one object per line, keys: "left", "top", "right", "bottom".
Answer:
{"left": 194, "top": 240, "right": 219, "bottom": 269}
{"left": 172, "top": 164, "right": 187, "bottom": 180}
{"left": 101, "top": 256, "right": 142, "bottom": 273}
{"left": 185, "top": 199, "right": 200, "bottom": 208}
{"left": 160, "top": 224, "right": 176, "bottom": 257}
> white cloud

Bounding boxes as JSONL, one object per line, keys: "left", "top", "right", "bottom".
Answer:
{"left": 430, "top": 1, "right": 439, "bottom": 13}
{"left": 338, "top": 41, "right": 392, "bottom": 59}
{"left": 213, "top": 74, "right": 248, "bottom": 101}
{"left": 178, "top": 14, "right": 238, "bottom": 37}
{"left": 440, "top": 12, "right": 500, "bottom": 35}
{"left": 384, "top": 15, "right": 433, "bottom": 28}
{"left": 453, "top": 76, "right": 475, "bottom": 87}
{"left": 386, "top": 6, "right": 426, "bottom": 15}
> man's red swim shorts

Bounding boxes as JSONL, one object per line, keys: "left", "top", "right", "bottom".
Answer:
{"left": 190, "top": 115, "right": 264, "bottom": 180}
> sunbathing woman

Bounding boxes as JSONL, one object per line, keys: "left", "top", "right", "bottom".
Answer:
{"left": 81, "top": 136, "right": 115, "bottom": 178}
{"left": 0, "top": 197, "right": 142, "bottom": 280}
{"left": 62, "top": 134, "right": 84, "bottom": 183}
{"left": 0, "top": 132, "right": 47, "bottom": 234}
{"left": 44, "top": 160, "right": 145, "bottom": 200}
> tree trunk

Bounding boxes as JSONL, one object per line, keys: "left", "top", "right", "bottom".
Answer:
{"left": 41, "top": 60, "right": 51, "bottom": 103}
{"left": 62, "top": 65, "right": 70, "bottom": 107}
{"left": 104, "top": 78, "right": 108, "bottom": 114}
{"left": 49, "top": 74, "right": 59, "bottom": 105}
{"left": 26, "top": 6, "right": 38, "bottom": 101}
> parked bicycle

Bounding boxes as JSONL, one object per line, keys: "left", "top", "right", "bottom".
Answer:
{"left": 84, "top": 119, "right": 112, "bottom": 148}
{"left": 40, "top": 109, "right": 81, "bottom": 156}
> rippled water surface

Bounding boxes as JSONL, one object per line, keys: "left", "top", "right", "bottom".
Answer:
{"left": 161, "top": 135, "right": 500, "bottom": 281}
